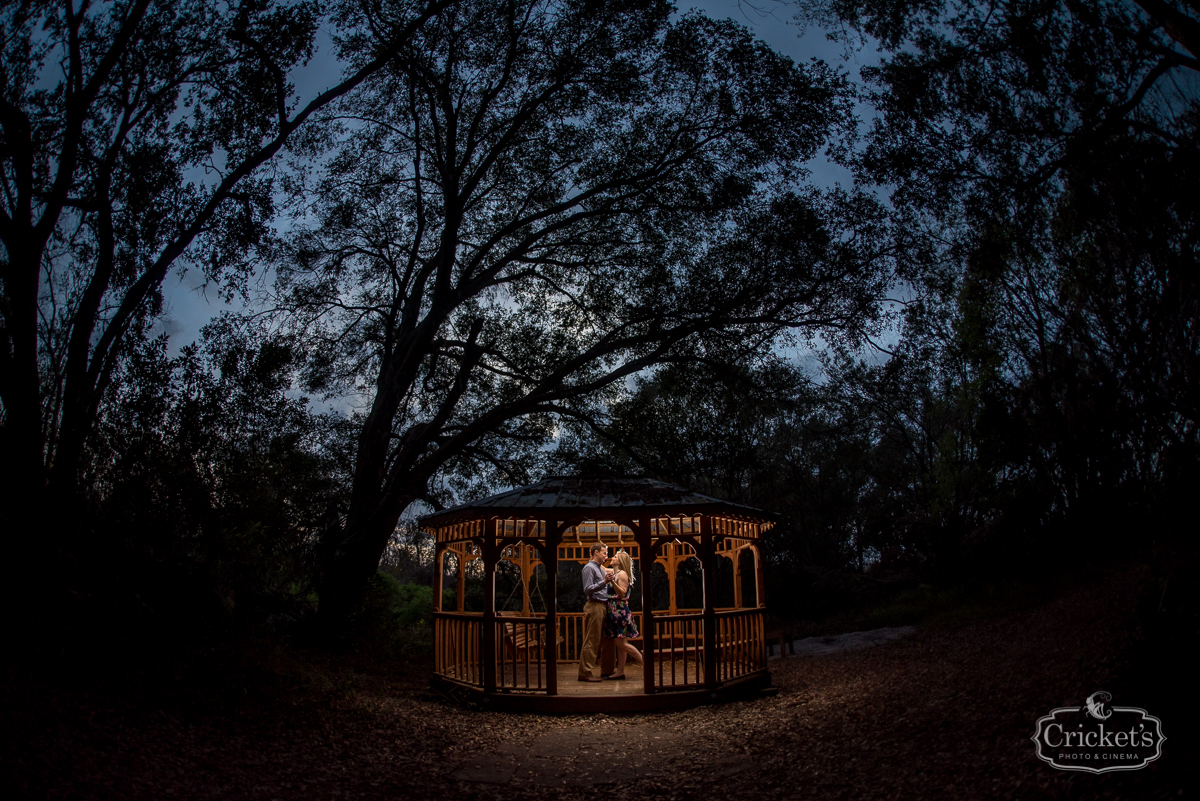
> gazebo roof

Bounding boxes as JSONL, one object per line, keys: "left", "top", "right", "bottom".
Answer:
{"left": 419, "top": 475, "right": 773, "bottom": 528}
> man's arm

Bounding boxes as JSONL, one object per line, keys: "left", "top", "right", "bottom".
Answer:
{"left": 581, "top": 562, "right": 609, "bottom": 597}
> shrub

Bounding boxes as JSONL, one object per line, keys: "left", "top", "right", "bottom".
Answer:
{"left": 354, "top": 572, "right": 434, "bottom": 658}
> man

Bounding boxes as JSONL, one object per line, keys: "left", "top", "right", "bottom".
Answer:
{"left": 578, "top": 542, "right": 613, "bottom": 681}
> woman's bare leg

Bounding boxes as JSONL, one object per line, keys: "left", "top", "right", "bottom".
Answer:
{"left": 614, "top": 638, "right": 628, "bottom": 676}
{"left": 625, "top": 641, "right": 643, "bottom": 664}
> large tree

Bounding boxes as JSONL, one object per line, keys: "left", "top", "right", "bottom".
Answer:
{"left": 795, "top": 0, "right": 1200, "bottom": 539}
{"left": 0, "top": 0, "right": 457, "bottom": 538}
{"left": 577, "top": 0, "right": 1200, "bottom": 586}
{"left": 274, "top": 0, "right": 891, "bottom": 622}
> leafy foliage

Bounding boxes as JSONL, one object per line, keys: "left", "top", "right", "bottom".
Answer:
{"left": 275, "top": 0, "right": 885, "bottom": 622}
{"left": 351, "top": 571, "right": 435, "bottom": 658}
{"left": 8, "top": 0, "right": 1194, "bottom": 640}
{"left": 81, "top": 316, "right": 345, "bottom": 623}
{"left": 772, "top": 0, "right": 1200, "bottom": 576}
{"left": 0, "top": 0, "right": 456, "bottom": 532}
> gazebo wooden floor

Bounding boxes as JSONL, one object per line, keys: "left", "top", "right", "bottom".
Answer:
{"left": 497, "top": 661, "right": 709, "bottom": 695}
{"left": 437, "top": 661, "right": 772, "bottom": 713}
{"left": 564, "top": 663, "right": 653, "bottom": 695}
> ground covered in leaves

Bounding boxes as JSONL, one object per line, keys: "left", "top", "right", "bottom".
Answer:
{"left": 3, "top": 564, "right": 1191, "bottom": 800}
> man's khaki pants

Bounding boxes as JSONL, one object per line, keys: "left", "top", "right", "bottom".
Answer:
{"left": 578, "top": 600, "right": 606, "bottom": 678}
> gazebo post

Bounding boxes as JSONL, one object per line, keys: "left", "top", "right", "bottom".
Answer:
{"left": 544, "top": 521, "right": 562, "bottom": 696}
{"left": 732, "top": 549, "right": 743, "bottom": 608}
{"left": 432, "top": 541, "right": 445, "bottom": 674}
{"left": 700, "top": 515, "right": 718, "bottom": 690}
{"left": 755, "top": 542, "right": 767, "bottom": 608}
{"left": 666, "top": 537, "right": 679, "bottom": 615}
{"left": 456, "top": 545, "right": 466, "bottom": 612}
{"left": 634, "top": 517, "right": 656, "bottom": 696}
{"left": 520, "top": 542, "right": 532, "bottom": 616}
{"left": 432, "top": 542, "right": 445, "bottom": 613}
{"left": 482, "top": 518, "right": 500, "bottom": 694}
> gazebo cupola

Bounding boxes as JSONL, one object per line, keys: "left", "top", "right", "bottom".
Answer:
{"left": 420, "top": 476, "right": 775, "bottom": 712}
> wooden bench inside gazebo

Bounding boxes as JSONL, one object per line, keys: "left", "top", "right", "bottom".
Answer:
{"left": 423, "top": 476, "right": 775, "bottom": 712}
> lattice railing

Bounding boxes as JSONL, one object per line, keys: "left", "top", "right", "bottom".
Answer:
{"left": 494, "top": 615, "right": 551, "bottom": 691}
{"left": 651, "top": 614, "right": 706, "bottom": 689}
{"left": 434, "top": 613, "right": 483, "bottom": 686}
{"left": 715, "top": 609, "right": 766, "bottom": 682}
{"left": 436, "top": 608, "right": 764, "bottom": 692}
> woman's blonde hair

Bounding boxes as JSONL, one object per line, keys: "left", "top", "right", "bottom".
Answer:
{"left": 615, "top": 551, "right": 635, "bottom": 586}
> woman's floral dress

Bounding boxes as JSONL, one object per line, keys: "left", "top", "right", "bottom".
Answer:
{"left": 603, "top": 575, "right": 640, "bottom": 639}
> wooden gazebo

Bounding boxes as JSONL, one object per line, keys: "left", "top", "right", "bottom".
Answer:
{"left": 421, "top": 476, "right": 774, "bottom": 712}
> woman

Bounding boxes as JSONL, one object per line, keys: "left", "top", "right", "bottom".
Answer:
{"left": 603, "top": 551, "right": 643, "bottom": 679}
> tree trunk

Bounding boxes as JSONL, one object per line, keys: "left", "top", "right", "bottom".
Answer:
{"left": 314, "top": 309, "right": 451, "bottom": 631}
{"left": 1, "top": 243, "right": 49, "bottom": 532}
{"left": 316, "top": 492, "right": 415, "bottom": 634}
{"left": 1, "top": 249, "right": 71, "bottom": 621}
{"left": 316, "top": 385, "right": 421, "bottom": 633}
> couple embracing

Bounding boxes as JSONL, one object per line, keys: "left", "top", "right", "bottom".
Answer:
{"left": 578, "top": 542, "right": 643, "bottom": 682}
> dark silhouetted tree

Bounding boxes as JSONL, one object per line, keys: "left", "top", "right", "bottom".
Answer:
{"left": 271, "top": 0, "right": 894, "bottom": 624}
{"left": 796, "top": 0, "right": 1199, "bottom": 550}
{"left": 0, "top": 0, "right": 459, "bottom": 547}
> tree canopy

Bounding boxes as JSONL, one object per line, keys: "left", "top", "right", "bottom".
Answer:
{"left": 3, "top": 0, "right": 1195, "bottom": 630}
{"left": 0, "top": 0, "right": 457, "bottom": 526}
{"left": 274, "top": 0, "right": 895, "bottom": 621}
{"left": 567, "top": 0, "right": 1198, "bottom": 596}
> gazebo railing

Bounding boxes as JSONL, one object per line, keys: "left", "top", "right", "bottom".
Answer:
{"left": 494, "top": 614, "right": 550, "bottom": 692}
{"left": 715, "top": 608, "right": 766, "bottom": 681}
{"left": 651, "top": 613, "right": 706, "bottom": 689}
{"left": 435, "top": 608, "right": 766, "bottom": 695}
{"left": 556, "top": 612, "right": 588, "bottom": 662}
{"left": 434, "top": 612, "right": 483, "bottom": 687}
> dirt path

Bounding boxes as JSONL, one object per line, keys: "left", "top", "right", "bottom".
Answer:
{"left": 772, "top": 625, "right": 917, "bottom": 658}
{"left": 3, "top": 567, "right": 1189, "bottom": 800}
{"left": 448, "top": 725, "right": 692, "bottom": 786}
